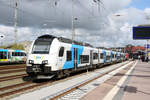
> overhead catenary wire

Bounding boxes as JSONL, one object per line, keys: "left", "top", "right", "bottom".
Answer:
{"left": 1, "top": 0, "right": 67, "bottom": 28}
{"left": 1, "top": 0, "right": 110, "bottom": 30}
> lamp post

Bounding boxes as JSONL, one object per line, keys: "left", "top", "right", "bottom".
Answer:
{"left": 14, "top": 0, "right": 18, "bottom": 44}
{"left": 72, "top": 0, "right": 75, "bottom": 43}
{"left": 144, "top": 12, "right": 150, "bottom": 58}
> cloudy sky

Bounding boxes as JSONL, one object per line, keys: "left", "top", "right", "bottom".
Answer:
{"left": 0, "top": 0, "right": 150, "bottom": 47}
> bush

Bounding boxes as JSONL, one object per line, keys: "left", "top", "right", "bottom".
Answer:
{"left": 0, "top": 44, "right": 25, "bottom": 50}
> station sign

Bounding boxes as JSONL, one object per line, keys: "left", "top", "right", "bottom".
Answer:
{"left": 133, "top": 26, "right": 150, "bottom": 39}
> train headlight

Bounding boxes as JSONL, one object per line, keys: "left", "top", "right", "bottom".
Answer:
{"left": 29, "top": 60, "right": 34, "bottom": 64}
{"left": 42, "top": 60, "right": 48, "bottom": 64}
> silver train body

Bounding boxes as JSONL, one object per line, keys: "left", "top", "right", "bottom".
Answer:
{"left": 26, "top": 35, "right": 126, "bottom": 78}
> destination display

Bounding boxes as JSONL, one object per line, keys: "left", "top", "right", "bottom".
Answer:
{"left": 133, "top": 26, "right": 150, "bottom": 39}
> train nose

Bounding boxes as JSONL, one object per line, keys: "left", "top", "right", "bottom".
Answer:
{"left": 32, "top": 65, "right": 42, "bottom": 72}
{"left": 29, "top": 55, "right": 49, "bottom": 64}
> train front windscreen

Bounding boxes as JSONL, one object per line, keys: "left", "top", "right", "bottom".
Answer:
{"left": 32, "top": 40, "right": 52, "bottom": 54}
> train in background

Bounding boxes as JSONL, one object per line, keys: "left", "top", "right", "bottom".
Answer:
{"left": 0, "top": 49, "right": 26, "bottom": 64}
{"left": 26, "top": 35, "right": 128, "bottom": 79}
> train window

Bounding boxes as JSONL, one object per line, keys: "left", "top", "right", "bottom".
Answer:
{"left": 59, "top": 47, "right": 64, "bottom": 57}
{"left": 93, "top": 53, "right": 98, "bottom": 59}
{"left": 8, "top": 52, "right": 11, "bottom": 59}
{"left": 24, "top": 53, "right": 26, "bottom": 56}
{"left": 100, "top": 53, "right": 104, "bottom": 59}
{"left": 106, "top": 56, "right": 110, "bottom": 60}
{"left": 15, "top": 52, "right": 18, "bottom": 56}
{"left": 112, "top": 54, "right": 115, "bottom": 58}
{"left": 79, "top": 55, "right": 89, "bottom": 63}
{"left": 67, "top": 51, "right": 72, "bottom": 61}
{"left": 18, "top": 52, "right": 19, "bottom": 56}
{"left": 15, "top": 52, "right": 17, "bottom": 56}
{"left": 114, "top": 54, "right": 117, "bottom": 58}
{"left": 12, "top": 52, "right": 14, "bottom": 56}
{"left": 32, "top": 40, "right": 51, "bottom": 54}
{"left": 0, "top": 52, "right": 7, "bottom": 59}
{"left": 13, "top": 52, "right": 16, "bottom": 56}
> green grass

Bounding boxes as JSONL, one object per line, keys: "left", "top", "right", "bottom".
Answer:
{"left": 0, "top": 44, "right": 25, "bottom": 50}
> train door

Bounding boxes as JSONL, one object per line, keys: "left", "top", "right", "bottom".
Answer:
{"left": 74, "top": 48, "right": 78, "bottom": 70}
{"left": 90, "top": 50, "right": 93, "bottom": 66}
{"left": 8, "top": 52, "right": 11, "bottom": 61}
{"left": 103, "top": 51, "right": 106, "bottom": 63}
{"left": 98, "top": 49, "right": 100, "bottom": 63}
{"left": 58, "top": 47, "right": 65, "bottom": 68}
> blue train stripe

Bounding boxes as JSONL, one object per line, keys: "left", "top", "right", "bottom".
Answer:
{"left": 62, "top": 44, "right": 84, "bottom": 70}
{"left": 0, "top": 49, "right": 8, "bottom": 52}
{"left": 102, "top": 50, "right": 106, "bottom": 63}
{"left": 15, "top": 50, "right": 22, "bottom": 52}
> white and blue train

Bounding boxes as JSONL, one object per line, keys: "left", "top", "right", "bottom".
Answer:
{"left": 0, "top": 49, "right": 26, "bottom": 64}
{"left": 26, "top": 35, "right": 126, "bottom": 79}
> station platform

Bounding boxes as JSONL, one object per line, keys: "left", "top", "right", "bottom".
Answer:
{"left": 81, "top": 61, "right": 150, "bottom": 100}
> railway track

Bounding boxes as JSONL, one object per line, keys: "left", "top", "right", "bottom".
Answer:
{"left": 0, "top": 64, "right": 25, "bottom": 70}
{"left": 0, "top": 68, "right": 25, "bottom": 74}
{"left": 0, "top": 64, "right": 26, "bottom": 82}
{"left": 0, "top": 74, "right": 27, "bottom": 82}
{"left": 1, "top": 61, "right": 132, "bottom": 100}
{"left": 0, "top": 64, "right": 28, "bottom": 99}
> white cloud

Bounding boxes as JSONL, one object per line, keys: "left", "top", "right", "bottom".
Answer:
{"left": 0, "top": 0, "right": 149, "bottom": 47}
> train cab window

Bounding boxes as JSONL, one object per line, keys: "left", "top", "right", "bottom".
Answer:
{"left": 93, "top": 53, "right": 98, "bottom": 59}
{"left": 59, "top": 47, "right": 64, "bottom": 57}
{"left": 32, "top": 40, "right": 51, "bottom": 54}
{"left": 20, "top": 52, "right": 23, "bottom": 56}
{"left": 23, "top": 52, "right": 26, "bottom": 56}
{"left": 100, "top": 53, "right": 104, "bottom": 59}
{"left": 66, "top": 51, "right": 72, "bottom": 61}
{"left": 0, "top": 52, "right": 7, "bottom": 59}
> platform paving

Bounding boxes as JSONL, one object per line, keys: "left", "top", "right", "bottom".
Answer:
{"left": 81, "top": 61, "right": 150, "bottom": 100}
{"left": 122, "top": 61, "right": 150, "bottom": 100}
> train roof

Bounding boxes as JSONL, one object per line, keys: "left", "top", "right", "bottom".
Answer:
{"left": 38, "top": 34, "right": 93, "bottom": 47}
{"left": 0, "top": 49, "right": 26, "bottom": 52}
